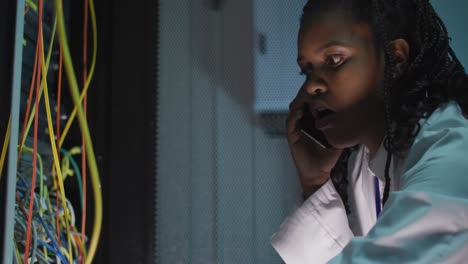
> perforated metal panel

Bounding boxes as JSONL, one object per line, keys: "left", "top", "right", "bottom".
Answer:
{"left": 157, "top": 0, "right": 302, "bottom": 263}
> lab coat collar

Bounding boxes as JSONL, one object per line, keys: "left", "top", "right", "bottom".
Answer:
{"left": 367, "top": 139, "right": 387, "bottom": 182}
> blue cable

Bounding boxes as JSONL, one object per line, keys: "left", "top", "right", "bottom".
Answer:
{"left": 60, "top": 235, "right": 69, "bottom": 251}
{"left": 37, "top": 213, "right": 69, "bottom": 264}
{"left": 16, "top": 182, "right": 28, "bottom": 188}
{"left": 17, "top": 169, "right": 77, "bottom": 262}
{"left": 37, "top": 239, "right": 68, "bottom": 264}
{"left": 17, "top": 176, "right": 30, "bottom": 188}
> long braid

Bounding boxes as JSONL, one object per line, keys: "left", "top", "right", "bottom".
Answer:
{"left": 330, "top": 148, "right": 356, "bottom": 214}
{"left": 372, "top": 0, "right": 468, "bottom": 204}
{"left": 372, "top": 0, "right": 396, "bottom": 205}
{"left": 391, "top": 0, "right": 467, "bottom": 154}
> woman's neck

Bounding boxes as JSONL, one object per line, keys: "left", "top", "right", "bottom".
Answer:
{"left": 362, "top": 122, "right": 386, "bottom": 160}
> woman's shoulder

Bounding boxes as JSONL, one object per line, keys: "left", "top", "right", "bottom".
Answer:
{"left": 410, "top": 101, "right": 468, "bottom": 148}
{"left": 399, "top": 101, "right": 468, "bottom": 197}
{"left": 421, "top": 101, "right": 468, "bottom": 128}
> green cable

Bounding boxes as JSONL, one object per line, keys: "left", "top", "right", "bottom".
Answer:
{"left": 14, "top": 212, "right": 37, "bottom": 264}
{"left": 61, "top": 159, "right": 89, "bottom": 252}
{"left": 13, "top": 237, "right": 23, "bottom": 264}
{"left": 60, "top": 149, "right": 83, "bottom": 211}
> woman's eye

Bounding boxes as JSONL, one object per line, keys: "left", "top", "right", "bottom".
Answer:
{"left": 326, "top": 55, "right": 344, "bottom": 66}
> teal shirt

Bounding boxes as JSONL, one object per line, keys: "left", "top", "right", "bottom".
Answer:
{"left": 330, "top": 101, "right": 468, "bottom": 263}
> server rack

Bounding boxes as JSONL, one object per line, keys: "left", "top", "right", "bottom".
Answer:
{"left": 1, "top": 0, "right": 158, "bottom": 263}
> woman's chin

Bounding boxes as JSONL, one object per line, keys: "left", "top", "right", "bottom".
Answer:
{"left": 324, "top": 130, "right": 360, "bottom": 150}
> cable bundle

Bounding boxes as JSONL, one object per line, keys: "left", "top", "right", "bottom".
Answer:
{"left": 0, "top": 0, "right": 102, "bottom": 263}
{"left": 14, "top": 163, "right": 85, "bottom": 264}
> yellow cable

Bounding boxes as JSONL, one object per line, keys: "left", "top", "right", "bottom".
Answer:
{"left": 41, "top": 41, "right": 74, "bottom": 264}
{"left": 26, "top": 0, "right": 37, "bottom": 12}
{"left": 44, "top": 186, "right": 54, "bottom": 216}
{"left": 14, "top": 237, "right": 23, "bottom": 264}
{"left": 27, "top": 9, "right": 72, "bottom": 261}
{"left": 58, "top": 0, "right": 97, "bottom": 148}
{"left": 60, "top": 246, "right": 72, "bottom": 262}
{"left": 63, "top": 198, "right": 79, "bottom": 256}
{"left": 0, "top": 116, "right": 11, "bottom": 180}
{"left": 69, "top": 146, "right": 81, "bottom": 155}
{"left": 18, "top": 18, "right": 57, "bottom": 155}
{"left": 61, "top": 152, "right": 74, "bottom": 180}
{"left": 54, "top": 0, "right": 102, "bottom": 263}
{"left": 34, "top": 12, "right": 73, "bottom": 262}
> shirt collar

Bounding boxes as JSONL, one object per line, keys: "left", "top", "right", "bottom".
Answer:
{"left": 367, "top": 139, "right": 387, "bottom": 182}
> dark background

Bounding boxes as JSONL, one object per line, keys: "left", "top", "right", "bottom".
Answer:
{"left": 1, "top": 0, "right": 159, "bottom": 263}
{"left": 72, "top": 0, "right": 158, "bottom": 262}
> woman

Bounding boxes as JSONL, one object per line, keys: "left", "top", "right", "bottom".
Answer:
{"left": 271, "top": 0, "right": 468, "bottom": 263}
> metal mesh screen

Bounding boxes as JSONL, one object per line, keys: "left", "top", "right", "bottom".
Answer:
{"left": 157, "top": 0, "right": 303, "bottom": 263}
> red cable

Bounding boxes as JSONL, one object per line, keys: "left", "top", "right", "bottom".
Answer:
{"left": 81, "top": 0, "right": 89, "bottom": 261}
{"left": 16, "top": 6, "right": 40, "bottom": 232}
{"left": 23, "top": 1, "right": 43, "bottom": 262}
{"left": 17, "top": 36, "right": 39, "bottom": 163}
{"left": 16, "top": 192, "right": 28, "bottom": 218}
{"left": 73, "top": 233, "right": 86, "bottom": 262}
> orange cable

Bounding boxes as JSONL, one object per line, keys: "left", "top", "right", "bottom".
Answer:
{"left": 15, "top": 192, "right": 28, "bottom": 218}
{"left": 17, "top": 37, "right": 39, "bottom": 162}
{"left": 23, "top": 1, "right": 43, "bottom": 261}
{"left": 73, "top": 233, "right": 86, "bottom": 261}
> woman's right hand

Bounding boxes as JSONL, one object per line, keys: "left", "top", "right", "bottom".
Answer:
{"left": 286, "top": 96, "right": 343, "bottom": 198}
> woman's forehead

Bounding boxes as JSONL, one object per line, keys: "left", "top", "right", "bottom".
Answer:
{"left": 298, "top": 17, "right": 374, "bottom": 54}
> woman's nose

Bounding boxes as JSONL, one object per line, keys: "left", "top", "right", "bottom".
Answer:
{"left": 304, "top": 78, "right": 328, "bottom": 95}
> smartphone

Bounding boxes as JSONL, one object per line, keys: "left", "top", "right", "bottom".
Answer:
{"left": 298, "top": 106, "right": 332, "bottom": 151}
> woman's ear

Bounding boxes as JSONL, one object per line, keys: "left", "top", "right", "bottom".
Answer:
{"left": 391, "top": 38, "right": 410, "bottom": 68}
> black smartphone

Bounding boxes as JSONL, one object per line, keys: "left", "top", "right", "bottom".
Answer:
{"left": 298, "top": 106, "right": 332, "bottom": 151}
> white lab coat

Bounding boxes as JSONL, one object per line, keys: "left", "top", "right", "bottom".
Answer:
{"left": 271, "top": 101, "right": 468, "bottom": 263}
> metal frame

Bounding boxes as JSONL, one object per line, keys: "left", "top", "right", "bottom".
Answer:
{"left": 0, "top": 0, "right": 25, "bottom": 263}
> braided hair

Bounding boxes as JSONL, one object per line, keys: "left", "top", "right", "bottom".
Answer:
{"left": 301, "top": 0, "right": 468, "bottom": 210}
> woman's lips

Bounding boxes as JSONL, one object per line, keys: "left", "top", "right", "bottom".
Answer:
{"left": 315, "top": 112, "right": 338, "bottom": 129}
